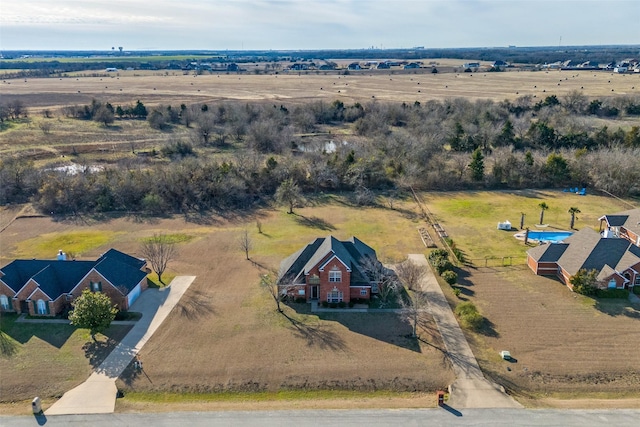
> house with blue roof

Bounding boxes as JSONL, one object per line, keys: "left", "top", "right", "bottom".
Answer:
{"left": 278, "top": 236, "right": 383, "bottom": 303}
{"left": 0, "top": 249, "right": 148, "bottom": 317}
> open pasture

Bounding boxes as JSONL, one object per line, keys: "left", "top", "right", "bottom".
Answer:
{"left": 2, "top": 66, "right": 638, "bottom": 111}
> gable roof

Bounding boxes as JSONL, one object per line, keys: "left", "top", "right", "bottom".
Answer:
{"left": 0, "top": 249, "right": 146, "bottom": 300}
{"left": 600, "top": 208, "right": 640, "bottom": 235}
{"left": 528, "top": 227, "right": 640, "bottom": 279}
{"left": 279, "top": 236, "right": 378, "bottom": 286}
{"left": 93, "top": 256, "right": 148, "bottom": 294}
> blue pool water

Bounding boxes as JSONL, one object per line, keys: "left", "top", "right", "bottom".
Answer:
{"left": 525, "top": 231, "right": 573, "bottom": 243}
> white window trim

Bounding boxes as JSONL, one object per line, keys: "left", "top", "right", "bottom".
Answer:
{"left": 329, "top": 270, "right": 342, "bottom": 283}
{"left": 0, "top": 295, "right": 9, "bottom": 310}
{"left": 36, "top": 299, "right": 47, "bottom": 315}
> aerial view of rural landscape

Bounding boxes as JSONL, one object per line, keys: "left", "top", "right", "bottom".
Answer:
{"left": 1, "top": 1, "right": 639, "bottom": 425}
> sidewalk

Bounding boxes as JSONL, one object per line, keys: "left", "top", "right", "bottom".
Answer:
{"left": 45, "top": 276, "right": 196, "bottom": 415}
{"left": 409, "top": 254, "right": 521, "bottom": 409}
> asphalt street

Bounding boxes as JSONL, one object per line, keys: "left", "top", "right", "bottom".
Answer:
{"left": 3, "top": 408, "right": 640, "bottom": 427}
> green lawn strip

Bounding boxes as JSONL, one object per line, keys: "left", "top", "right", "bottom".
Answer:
{"left": 140, "top": 233, "right": 195, "bottom": 245}
{"left": 14, "top": 231, "right": 121, "bottom": 259}
{"left": 121, "top": 389, "right": 421, "bottom": 403}
{"left": 146, "top": 272, "right": 176, "bottom": 288}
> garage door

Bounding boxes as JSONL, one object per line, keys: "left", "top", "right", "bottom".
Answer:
{"left": 127, "top": 282, "right": 142, "bottom": 308}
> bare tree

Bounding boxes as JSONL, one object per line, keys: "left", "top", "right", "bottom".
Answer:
{"left": 359, "top": 255, "right": 399, "bottom": 308}
{"left": 395, "top": 259, "right": 427, "bottom": 291}
{"left": 239, "top": 229, "right": 253, "bottom": 260}
{"left": 260, "top": 269, "right": 295, "bottom": 313}
{"left": 399, "top": 290, "right": 429, "bottom": 338}
{"left": 140, "top": 233, "right": 177, "bottom": 284}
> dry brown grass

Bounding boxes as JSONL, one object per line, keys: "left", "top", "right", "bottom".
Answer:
{"left": 0, "top": 199, "right": 454, "bottom": 405}
{"left": 2, "top": 68, "right": 638, "bottom": 112}
{"left": 423, "top": 190, "right": 640, "bottom": 398}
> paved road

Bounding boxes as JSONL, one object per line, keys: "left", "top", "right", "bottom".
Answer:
{"left": 4, "top": 409, "right": 640, "bottom": 427}
{"left": 409, "top": 254, "right": 521, "bottom": 409}
{"left": 44, "top": 276, "right": 197, "bottom": 415}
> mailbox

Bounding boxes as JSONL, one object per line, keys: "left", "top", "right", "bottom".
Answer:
{"left": 437, "top": 390, "right": 445, "bottom": 406}
{"left": 32, "top": 397, "right": 42, "bottom": 414}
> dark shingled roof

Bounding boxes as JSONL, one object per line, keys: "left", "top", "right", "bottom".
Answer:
{"left": 0, "top": 249, "right": 146, "bottom": 300}
{"left": 600, "top": 209, "right": 640, "bottom": 235}
{"left": 94, "top": 257, "right": 148, "bottom": 294}
{"left": 279, "top": 236, "right": 378, "bottom": 286}
{"left": 527, "top": 242, "right": 569, "bottom": 263}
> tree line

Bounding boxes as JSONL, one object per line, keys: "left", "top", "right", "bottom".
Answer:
{"left": 1, "top": 93, "right": 639, "bottom": 214}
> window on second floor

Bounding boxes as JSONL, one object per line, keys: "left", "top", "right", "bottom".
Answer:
{"left": 329, "top": 270, "right": 342, "bottom": 282}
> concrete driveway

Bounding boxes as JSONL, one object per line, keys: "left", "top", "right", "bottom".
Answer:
{"left": 409, "top": 254, "right": 521, "bottom": 408}
{"left": 45, "top": 276, "right": 196, "bottom": 415}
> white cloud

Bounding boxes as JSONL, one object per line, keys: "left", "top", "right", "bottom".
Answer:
{"left": 1, "top": 0, "right": 638, "bottom": 50}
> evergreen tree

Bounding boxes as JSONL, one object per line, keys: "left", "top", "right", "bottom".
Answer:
{"left": 469, "top": 148, "right": 485, "bottom": 181}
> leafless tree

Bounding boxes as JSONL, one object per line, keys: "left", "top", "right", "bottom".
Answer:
{"left": 39, "top": 121, "right": 52, "bottom": 134}
{"left": 140, "top": 233, "right": 177, "bottom": 284}
{"left": 399, "top": 290, "right": 429, "bottom": 338}
{"left": 359, "top": 255, "right": 399, "bottom": 308}
{"left": 239, "top": 229, "right": 253, "bottom": 260}
{"left": 261, "top": 269, "right": 295, "bottom": 313}
{"left": 395, "top": 259, "right": 427, "bottom": 291}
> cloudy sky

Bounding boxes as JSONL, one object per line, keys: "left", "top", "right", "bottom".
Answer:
{"left": 1, "top": 0, "right": 638, "bottom": 51}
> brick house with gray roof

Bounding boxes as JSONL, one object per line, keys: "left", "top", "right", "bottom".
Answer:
{"left": 278, "top": 236, "right": 383, "bottom": 303}
{"left": 0, "top": 249, "right": 148, "bottom": 316}
{"left": 527, "top": 208, "right": 640, "bottom": 290}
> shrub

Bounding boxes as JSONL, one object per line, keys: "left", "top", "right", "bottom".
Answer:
{"left": 428, "top": 249, "right": 449, "bottom": 262}
{"left": 338, "top": 301, "right": 347, "bottom": 308}
{"left": 454, "top": 302, "right": 483, "bottom": 330}
{"left": 433, "top": 257, "right": 454, "bottom": 275}
{"left": 294, "top": 297, "right": 306, "bottom": 303}
{"left": 329, "top": 302, "right": 338, "bottom": 308}
{"left": 348, "top": 301, "right": 355, "bottom": 308}
{"left": 452, "top": 287, "right": 462, "bottom": 298}
{"left": 321, "top": 301, "right": 329, "bottom": 308}
{"left": 595, "top": 289, "right": 629, "bottom": 299}
{"left": 441, "top": 270, "right": 458, "bottom": 285}
{"left": 634, "top": 286, "right": 640, "bottom": 295}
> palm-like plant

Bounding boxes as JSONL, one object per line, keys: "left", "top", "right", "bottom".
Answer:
{"left": 538, "top": 202, "right": 549, "bottom": 224}
{"left": 568, "top": 207, "right": 581, "bottom": 229}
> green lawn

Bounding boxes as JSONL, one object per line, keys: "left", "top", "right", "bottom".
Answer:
{"left": 14, "top": 231, "right": 121, "bottom": 259}
{"left": 252, "top": 194, "right": 424, "bottom": 263}
{"left": 422, "top": 189, "right": 633, "bottom": 263}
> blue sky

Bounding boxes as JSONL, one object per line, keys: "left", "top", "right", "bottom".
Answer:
{"left": 1, "top": 0, "right": 638, "bottom": 51}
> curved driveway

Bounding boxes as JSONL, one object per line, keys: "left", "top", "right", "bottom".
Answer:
{"left": 45, "top": 276, "right": 196, "bottom": 415}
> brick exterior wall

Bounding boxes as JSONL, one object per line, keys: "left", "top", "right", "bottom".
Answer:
{"left": 14, "top": 279, "right": 39, "bottom": 314}
{"left": 73, "top": 270, "right": 128, "bottom": 310}
{"left": 306, "top": 255, "right": 352, "bottom": 303}
{"left": 350, "top": 287, "right": 370, "bottom": 300}
{"left": 0, "top": 281, "right": 16, "bottom": 312}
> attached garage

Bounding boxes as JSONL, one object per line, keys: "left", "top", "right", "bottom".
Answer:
{"left": 127, "top": 280, "right": 143, "bottom": 308}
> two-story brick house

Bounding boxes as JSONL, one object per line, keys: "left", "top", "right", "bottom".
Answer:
{"left": 278, "top": 236, "right": 383, "bottom": 303}
{"left": 0, "top": 249, "right": 148, "bottom": 316}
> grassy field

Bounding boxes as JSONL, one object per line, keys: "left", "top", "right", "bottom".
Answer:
{"left": 2, "top": 68, "right": 638, "bottom": 111}
{"left": 0, "top": 196, "right": 455, "bottom": 410}
{"left": 422, "top": 190, "right": 640, "bottom": 400}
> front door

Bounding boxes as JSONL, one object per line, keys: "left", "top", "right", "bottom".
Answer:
{"left": 20, "top": 300, "right": 28, "bottom": 314}
{"left": 311, "top": 286, "right": 319, "bottom": 300}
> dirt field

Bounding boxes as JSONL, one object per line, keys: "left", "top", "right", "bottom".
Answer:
{"left": 2, "top": 67, "right": 638, "bottom": 112}
{"left": 424, "top": 191, "right": 640, "bottom": 400}
{"left": 0, "top": 199, "right": 455, "bottom": 406}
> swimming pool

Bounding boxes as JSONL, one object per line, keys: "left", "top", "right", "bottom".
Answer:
{"left": 515, "top": 230, "right": 574, "bottom": 243}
